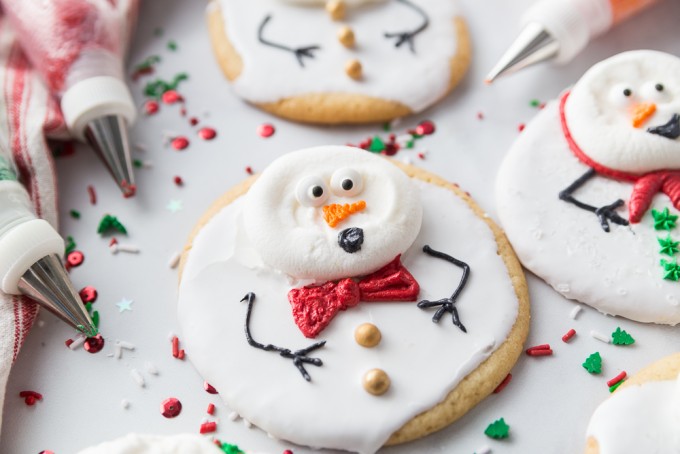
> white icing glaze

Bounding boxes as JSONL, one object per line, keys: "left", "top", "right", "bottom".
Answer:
{"left": 565, "top": 50, "right": 680, "bottom": 174}
{"left": 243, "top": 147, "right": 422, "bottom": 281}
{"left": 178, "top": 154, "right": 519, "bottom": 454}
{"left": 586, "top": 375, "right": 680, "bottom": 453}
{"left": 496, "top": 100, "right": 680, "bottom": 324}
{"left": 216, "top": 0, "right": 461, "bottom": 112}
{"left": 76, "top": 434, "right": 223, "bottom": 454}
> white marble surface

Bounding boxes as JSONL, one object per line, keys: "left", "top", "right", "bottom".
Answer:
{"left": 1, "top": 0, "right": 680, "bottom": 453}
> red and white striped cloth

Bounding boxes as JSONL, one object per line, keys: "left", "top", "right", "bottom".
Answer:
{"left": 0, "top": 17, "right": 69, "bottom": 430}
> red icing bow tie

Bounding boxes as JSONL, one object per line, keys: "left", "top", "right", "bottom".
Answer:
{"left": 288, "top": 255, "right": 419, "bottom": 338}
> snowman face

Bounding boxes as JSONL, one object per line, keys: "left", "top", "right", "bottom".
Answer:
{"left": 565, "top": 50, "right": 680, "bottom": 174}
{"left": 243, "top": 146, "right": 422, "bottom": 282}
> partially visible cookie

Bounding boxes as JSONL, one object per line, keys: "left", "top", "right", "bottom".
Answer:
{"left": 76, "top": 434, "right": 228, "bottom": 454}
{"left": 206, "top": 0, "right": 471, "bottom": 124}
{"left": 585, "top": 353, "right": 680, "bottom": 454}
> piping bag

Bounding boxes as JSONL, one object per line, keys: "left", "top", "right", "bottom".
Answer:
{"left": 1, "top": 0, "right": 140, "bottom": 197}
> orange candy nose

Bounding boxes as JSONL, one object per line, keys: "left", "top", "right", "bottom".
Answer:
{"left": 631, "top": 102, "right": 657, "bottom": 128}
{"left": 323, "top": 200, "right": 366, "bottom": 228}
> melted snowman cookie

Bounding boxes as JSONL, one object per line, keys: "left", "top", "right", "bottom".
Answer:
{"left": 585, "top": 353, "right": 680, "bottom": 454}
{"left": 496, "top": 50, "right": 680, "bottom": 324}
{"left": 178, "top": 146, "right": 529, "bottom": 453}
{"left": 206, "top": 0, "right": 471, "bottom": 124}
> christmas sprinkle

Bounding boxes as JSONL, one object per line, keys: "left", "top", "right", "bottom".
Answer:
{"left": 204, "top": 382, "right": 218, "bottom": 394}
{"left": 609, "top": 380, "right": 625, "bottom": 393}
{"left": 19, "top": 390, "right": 43, "bottom": 406}
{"left": 257, "top": 123, "right": 276, "bottom": 138}
{"left": 207, "top": 403, "right": 215, "bottom": 415}
{"left": 121, "top": 399, "right": 130, "bottom": 410}
{"left": 611, "top": 327, "right": 635, "bottom": 345}
{"left": 493, "top": 373, "right": 512, "bottom": 394}
{"left": 200, "top": 421, "right": 217, "bottom": 434}
{"left": 166, "top": 199, "right": 183, "bottom": 213}
{"left": 606, "top": 371, "right": 627, "bottom": 388}
{"left": 161, "top": 397, "right": 182, "bottom": 418}
{"left": 97, "top": 214, "right": 128, "bottom": 235}
{"left": 65, "top": 236, "right": 76, "bottom": 255}
{"left": 171, "top": 335, "right": 185, "bottom": 360}
{"left": 144, "top": 73, "right": 188, "bottom": 98}
{"left": 167, "top": 40, "right": 178, "bottom": 51}
{"left": 582, "top": 352, "right": 602, "bottom": 374}
{"left": 219, "top": 443, "right": 244, "bottom": 454}
{"left": 66, "top": 251, "right": 84, "bottom": 268}
{"left": 652, "top": 207, "right": 678, "bottom": 231}
{"left": 590, "top": 330, "right": 610, "bottom": 344}
{"left": 132, "top": 55, "right": 161, "bottom": 80}
{"left": 173, "top": 176, "right": 184, "bottom": 186}
{"left": 161, "top": 89, "right": 183, "bottom": 104}
{"left": 658, "top": 235, "right": 679, "bottom": 256}
{"left": 110, "top": 243, "right": 141, "bottom": 254}
{"left": 84, "top": 335, "right": 105, "bottom": 354}
{"left": 145, "top": 361, "right": 160, "bottom": 376}
{"left": 171, "top": 136, "right": 190, "bottom": 150}
{"left": 116, "top": 298, "right": 134, "bottom": 313}
{"left": 569, "top": 305, "right": 582, "bottom": 320}
{"left": 484, "top": 418, "right": 510, "bottom": 439}
{"left": 198, "top": 127, "right": 217, "bottom": 140}
{"left": 68, "top": 336, "right": 86, "bottom": 350}
{"left": 87, "top": 185, "right": 97, "bottom": 205}
{"left": 525, "top": 343, "right": 553, "bottom": 356}
{"left": 562, "top": 328, "right": 576, "bottom": 343}
{"left": 131, "top": 369, "right": 146, "bottom": 388}
{"left": 69, "top": 210, "right": 80, "bottom": 219}
{"left": 168, "top": 252, "right": 181, "bottom": 269}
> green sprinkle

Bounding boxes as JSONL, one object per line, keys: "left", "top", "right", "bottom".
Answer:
{"left": 143, "top": 73, "right": 189, "bottom": 98}
{"left": 69, "top": 210, "right": 81, "bottom": 219}
{"left": 133, "top": 159, "right": 143, "bottom": 168}
{"left": 484, "top": 418, "right": 510, "bottom": 439}
{"left": 97, "top": 214, "right": 128, "bottom": 235}
{"left": 220, "top": 443, "right": 244, "bottom": 454}
{"left": 658, "top": 235, "right": 679, "bottom": 256}
{"left": 529, "top": 99, "right": 540, "bottom": 107}
{"left": 611, "top": 327, "right": 635, "bottom": 346}
{"left": 92, "top": 311, "right": 100, "bottom": 329}
{"left": 167, "top": 40, "right": 178, "bottom": 51}
{"left": 582, "top": 352, "right": 602, "bottom": 374}
{"left": 652, "top": 207, "right": 678, "bottom": 231}
{"left": 609, "top": 380, "right": 625, "bottom": 393}
{"left": 661, "top": 259, "right": 680, "bottom": 281}
{"left": 368, "top": 136, "right": 385, "bottom": 153}
{"left": 405, "top": 139, "right": 415, "bottom": 149}
{"left": 85, "top": 302, "right": 92, "bottom": 314}
{"left": 382, "top": 122, "right": 391, "bottom": 132}
{"left": 133, "top": 55, "right": 161, "bottom": 72}
{"left": 65, "top": 236, "right": 76, "bottom": 255}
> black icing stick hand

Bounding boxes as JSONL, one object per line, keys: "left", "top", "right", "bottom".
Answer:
{"left": 258, "top": 15, "right": 320, "bottom": 67}
{"left": 384, "top": 0, "right": 429, "bottom": 53}
{"left": 242, "top": 293, "right": 326, "bottom": 382}
{"left": 416, "top": 245, "right": 469, "bottom": 332}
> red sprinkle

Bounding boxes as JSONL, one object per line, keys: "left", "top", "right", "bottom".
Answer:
{"left": 180, "top": 107, "right": 187, "bottom": 116}
{"left": 283, "top": 450, "right": 294, "bottom": 454}
{"left": 161, "top": 397, "right": 182, "bottom": 418}
{"left": 245, "top": 166, "right": 254, "bottom": 175}
{"left": 174, "top": 176, "right": 184, "bottom": 186}
{"left": 19, "top": 391, "right": 43, "bottom": 400}
{"left": 526, "top": 344, "right": 551, "bottom": 353}
{"left": 87, "top": 185, "right": 97, "bottom": 205}
{"left": 526, "top": 348, "right": 553, "bottom": 357}
{"left": 204, "top": 382, "right": 218, "bottom": 394}
{"left": 189, "top": 117, "right": 199, "bottom": 126}
{"left": 257, "top": 123, "right": 275, "bottom": 138}
{"left": 198, "top": 127, "right": 217, "bottom": 140}
{"left": 200, "top": 421, "right": 217, "bottom": 434}
{"left": 607, "top": 371, "right": 627, "bottom": 387}
{"left": 25, "top": 395, "right": 36, "bottom": 406}
{"left": 518, "top": 123, "right": 526, "bottom": 132}
{"left": 39, "top": 451, "right": 55, "bottom": 454}
{"left": 178, "top": 349, "right": 185, "bottom": 360}
{"left": 144, "top": 100, "right": 159, "bottom": 115}
{"left": 79, "top": 286, "right": 98, "bottom": 303}
{"left": 562, "top": 328, "right": 576, "bottom": 343}
{"left": 417, "top": 152, "right": 425, "bottom": 160}
{"left": 109, "top": 238, "right": 118, "bottom": 247}
{"left": 477, "top": 111, "right": 484, "bottom": 120}
{"left": 493, "top": 373, "right": 512, "bottom": 394}
{"left": 122, "top": 181, "right": 137, "bottom": 198}
{"left": 66, "top": 251, "right": 84, "bottom": 268}
{"left": 65, "top": 339, "right": 74, "bottom": 348}
{"left": 415, "top": 120, "right": 435, "bottom": 136}
{"left": 171, "top": 136, "right": 190, "bottom": 151}
{"left": 161, "top": 89, "right": 183, "bottom": 104}
{"left": 171, "top": 336, "right": 179, "bottom": 358}
{"left": 84, "top": 334, "right": 105, "bottom": 354}
{"left": 207, "top": 403, "right": 215, "bottom": 415}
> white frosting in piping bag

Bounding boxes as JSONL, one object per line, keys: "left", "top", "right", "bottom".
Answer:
{"left": 216, "top": 0, "right": 461, "bottom": 112}
{"left": 179, "top": 149, "right": 519, "bottom": 453}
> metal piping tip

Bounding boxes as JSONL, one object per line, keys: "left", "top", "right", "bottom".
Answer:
{"left": 84, "top": 115, "right": 137, "bottom": 198}
{"left": 485, "top": 22, "right": 560, "bottom": 83}
{"left": 18, "top": 254, "right": 97, "bottom": 337}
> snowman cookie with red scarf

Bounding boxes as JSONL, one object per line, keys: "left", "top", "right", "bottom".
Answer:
{"left": 206, "top": 0, "right": 470, "bottom": 124}
{"left": 497, "top": 50, "right": 680, "bottom": 325}
{"left": 178, "top": 146, "right": 528, "bottom": 453}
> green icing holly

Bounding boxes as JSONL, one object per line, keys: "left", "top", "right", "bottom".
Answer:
{"left": 97, "top": 214, "right": 128, "bottom": 235}
{"left": 368, "top": 136, "right": 385, "bottom": 153}
{"left": 658, "top": 235, "right": 679, "bottom": 256}
{"left": 652, "top": 208, "right": 678, "bottom": 231}
{"left": 219, "top": 443, "right": 244, "bottom": 454}
{"left": 661, "top": 259, "right": 680, "bottom": 281}
{"left": 611, "top": 327, "right": 635, "bottom": 346}
{"left": 484, "top": 418, "right": 510, "bottom": 439}
{"left": 582, "top": 352, "right": 602, "bottom": 374}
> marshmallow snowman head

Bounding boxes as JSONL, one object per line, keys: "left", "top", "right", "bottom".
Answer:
{"left": 564, "top": 50, "right": 680, "bottom": 174}
{"left": 243, "top": 146, "right": 422, "bottom": 282}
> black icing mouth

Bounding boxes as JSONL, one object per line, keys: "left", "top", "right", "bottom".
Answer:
{"left": 648, "top": 113, "right": 680, "bottom": 140}
{"left": 338, "top": 227, "right": 364, "bottom": 254}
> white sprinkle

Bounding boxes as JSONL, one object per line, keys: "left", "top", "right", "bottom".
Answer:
{"left": 228, "top": 411, "right": 240, "bottom": 421}
{"left": 69, "top": 336, "right": 86, "bottom": 350}
{"left": 569, "top": 305, "right": 582, "bottom": 320}
{"left": 120, "top": 399, "right": 130, "bottom": 409}
{"left": 110, "top": 244, "right": 119, "bottom": 254}
{"left": 168, "top": 251, "right": 181, "bottom": 269}
{"left": 591, "top": 330, "right": 610, "bottom": 344}
{"left": 476, "top": 445, "right": 491, "bottom": 454}
{"left": 114, "top": 344, "right": 122, "bottom": 359}
{"left": 145, "top": 361, "right": 159, "bottom": 375}
{"left": 130, "top": 369, "right": 145, "bottom": 387}
{"left": 117, "top": 340, "right": 136, "bottom": 350}
{"left": 243, "top": 419, "right": 253, "bottom": 429}
{"left": 116, "top": 244, "right": 140, "bottom": 254}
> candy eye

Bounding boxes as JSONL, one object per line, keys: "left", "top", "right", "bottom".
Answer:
{"left": 296, "top": 175, "right": 329, "bottom": 207}
{"left": 641, "top": 81, "right": 671, "bottom": 103}
{"left": 331, "top": 168, "right": 363, "bottom": 197}
{"left": 608, "top": 83, "right": 634, "bottom": 107}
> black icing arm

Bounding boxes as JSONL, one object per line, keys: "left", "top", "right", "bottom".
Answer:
{"left": 558, "top": 168, "right": 629, "bottom": 232}
{"left": 242, "top": 292, "right": 326, "bottom": 382}
{"left": 416, "top": 245, "right": 469, "bottom": 332}
{"left": 384, "top": 0, "right": 430, "bottom": 53}
{"left": 257, "top": 15, "right": 320, "bottom": 67}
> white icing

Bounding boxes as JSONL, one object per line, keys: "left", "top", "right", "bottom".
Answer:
{"left": 179, "top": 154, "right": 519, "bottom": 454}
{"left": 216, "top": 0, "right": 461, "bottom": 112}
{"left": 243, "top": 147, "right": 422, "bottom": 281}
{"left": 496, "top": 100, "right": 680, "bottom": 324}
{"left": 565, "top": 50, "right": 680, "bottom": 174}
{"left": 586, "top": 375, "right": 680, "bottom": 453}
{"left": 76, "top": 434, "right": 223, "bottom": 454}
{"left": 280, "top": 0, "right": 386, "bottom": 6}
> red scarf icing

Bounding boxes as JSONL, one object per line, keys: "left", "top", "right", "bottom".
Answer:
{"left": 559, "top": 91, "right": 680, "bottom": 223}
{"left": 288, "top": 255, "right": 419, "bottom": 338}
